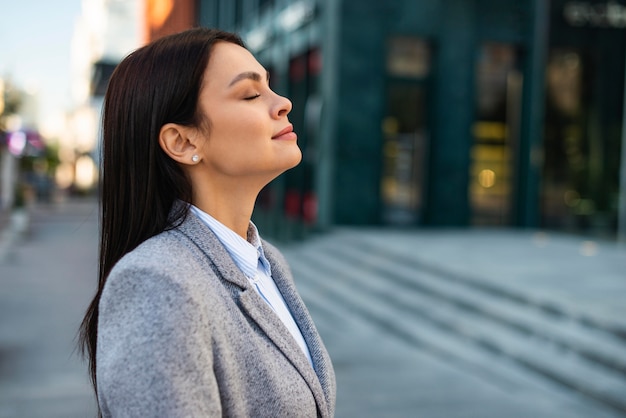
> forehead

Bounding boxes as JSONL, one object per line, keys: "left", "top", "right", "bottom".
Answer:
{"left": 204, "top": 42, "right": 265, "bottom": 85}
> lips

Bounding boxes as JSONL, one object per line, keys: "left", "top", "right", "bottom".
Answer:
{"left": 272, "top": 124, "right": 297, "bottom": 140}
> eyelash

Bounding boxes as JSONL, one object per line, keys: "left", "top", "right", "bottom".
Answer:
{"left": 244, "top": 94, "right": 261, "bottom": 101}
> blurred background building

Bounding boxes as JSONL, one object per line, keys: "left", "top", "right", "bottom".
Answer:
{"left": 64, "top": 0, "right": 143, "bottom": 192}
{"left": 0, "top": 77, "right": 46, "bottom": 212}
{"left": 0, "top": 0, "right": 143, "bottom": 219}
{"left": 190, "top": 0, "right": 626, "bottom": 242}
{"left": 4, "top": 0, "right": 626, "bottom": 242}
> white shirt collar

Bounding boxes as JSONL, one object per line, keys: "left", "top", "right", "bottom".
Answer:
{"left": 189, "top": 205, "right": 270, "bottom": 279}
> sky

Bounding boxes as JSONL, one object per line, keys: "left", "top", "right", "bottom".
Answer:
{"left": 0, "top": 0, "right": 83, "bottom": 135}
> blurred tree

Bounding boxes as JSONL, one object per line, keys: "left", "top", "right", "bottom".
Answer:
{"left": 0, "top": 78, "right": 23, "bottom": 130}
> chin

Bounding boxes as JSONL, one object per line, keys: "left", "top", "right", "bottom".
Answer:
{"left": 286, "top": 155, "right": 303, "bottom": 172}
{"left": 263, "top": 148, "right": 302, "bottom": 177}
{"left": 289, "top": 149, "right": 303, "bottom": 168}
{"left": 277, "top": 146, "right": 302, "bottom": 169}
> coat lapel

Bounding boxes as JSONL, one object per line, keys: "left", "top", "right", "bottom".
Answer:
{"left": 237, "top": 288, "right": 329, "bottom": 417}
{"left": 263, "top": 242, "right": 335, "bottom": 417}
{"left": 175, "top": 210, "right": 331, "bottom": 417}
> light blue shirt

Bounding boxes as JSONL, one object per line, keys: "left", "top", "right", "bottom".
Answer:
{"left": 189, "top": 205, "right": 313, "bottom": 366}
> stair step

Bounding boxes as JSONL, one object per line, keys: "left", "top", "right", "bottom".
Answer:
{"left": 320, "top": 237, "right": 626, "bottom": 378}
{"left": 284, "top": 242, "right": 626, "bottom": 416}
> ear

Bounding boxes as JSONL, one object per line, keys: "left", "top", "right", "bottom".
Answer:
{"left": 159, "top": 123, "right": 201, "bottom": 165}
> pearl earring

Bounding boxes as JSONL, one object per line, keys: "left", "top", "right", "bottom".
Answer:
{"left": 192, "top": 155, "right": 199, "bottom": 163}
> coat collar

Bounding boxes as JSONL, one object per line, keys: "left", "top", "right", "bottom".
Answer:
{"left": 172, "top": 206, "right": 332, "bottom": 417}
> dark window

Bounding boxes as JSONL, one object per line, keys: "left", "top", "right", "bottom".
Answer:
{"left": 259, "top": 0, "right": 272, "bottom": 12}
{"left": 381, "top": 37, "right": 432, "bottom": 225}
{"left": 91, "top": 61, "right": 117, "bottom": 97}
{"left": 234, "top": 0, "right": 243, "bottom": 26}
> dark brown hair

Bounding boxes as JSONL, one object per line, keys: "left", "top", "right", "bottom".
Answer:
{"left": 79, "top": 27, "right": 245, "bottom": 403}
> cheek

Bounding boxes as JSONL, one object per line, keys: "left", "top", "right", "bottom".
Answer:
{"left": 234, "top": 118, "right": 266, "bottom": 140}
{"left": 206, "top": 118, "right": 266, "bottom": 160}
{"left": 214, "top": 108, "right": 267, "bottom": 141}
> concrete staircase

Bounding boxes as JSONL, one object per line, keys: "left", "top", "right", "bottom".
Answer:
{"left": 282, "top": 230, "right": 626, "bottom": 416}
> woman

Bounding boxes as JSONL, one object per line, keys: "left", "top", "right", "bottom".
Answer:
{"left": 79, "top": 28, "right": 336, "bottom": 417}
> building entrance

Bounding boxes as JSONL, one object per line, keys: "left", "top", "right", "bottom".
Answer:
{"left": 541, "top": 0, "right": 626, "bottom": 236}
{"left": 470, "top": 43, "right": 523, "bottom": 226}
{"left": 380, "top": 36, "right": 431, "bottom": 225}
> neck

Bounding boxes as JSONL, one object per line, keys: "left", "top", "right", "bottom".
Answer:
{"left": 191, "top": 179, "right": 260, "bottom": 239}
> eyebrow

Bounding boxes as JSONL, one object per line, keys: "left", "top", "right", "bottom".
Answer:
{"left": 228, "top": 71, "right": 270, "bottom": 87}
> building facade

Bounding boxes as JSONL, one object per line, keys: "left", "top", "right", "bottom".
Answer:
{"left": 191, "top": 0, "right": 625, "bottom": 239}
{"left": 66, "top": 0, "right": 144, "bottom": 191}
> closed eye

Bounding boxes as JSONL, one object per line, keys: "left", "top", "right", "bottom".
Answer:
{"left": 244, "top": 94, "right": 261, "bottom": 101}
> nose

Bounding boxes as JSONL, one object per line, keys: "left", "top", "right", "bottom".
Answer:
{"left": 272, "top": 93, "right": 292, "bottom": 119}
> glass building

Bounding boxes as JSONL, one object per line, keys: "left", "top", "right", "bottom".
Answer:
{"left": 196, "top": 0, "right": 626, "bottom": 240}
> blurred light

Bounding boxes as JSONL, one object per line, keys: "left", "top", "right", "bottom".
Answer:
{"left": 473, "top": 121, "right": 507, "bottom": 141}
{"left": 7, "top": 131, "right": 26, "bottom": 156}
{"left": 246, "top": 28, "right": 270, "bottom": 51}
{"left": 278, "top": 1, "right": 315, "bottom": 32}
{"left": 564, "top": 1, "right": 626, "bottom": 28}
{"left": 73, "top": 107, "right": 98, "bottom": 152}
{"left": 40, "top": 111, "right": 67, "bottom": 140}
{"left": 58, "top": 146, "right": 76, "bottom": 164}
{"left": 478, "top": 169, "right": 496, "bottom": 188}
{"left": 564, "top": 190, "right": 581, "bottom": 207}
{"left": 55, "top": 163, "right": 74, "bottom": 189}
{"left": 147, "top": 0, "right": 174, "bottom": 30}
{"left": 387, "top": 37, "right": 431, "bottom": 78}
{"left": 75, "top": 155, "right": 97, "bottom": 190}
{"left": 6, "top": 130, "right": 45, "bottom": 157}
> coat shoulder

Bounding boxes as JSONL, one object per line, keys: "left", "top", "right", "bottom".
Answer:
{"left": 104, "top": 228, "right": 215, "bottom": 303}
{"left": 113, "top": 230, "right": 193, "bottom": 274}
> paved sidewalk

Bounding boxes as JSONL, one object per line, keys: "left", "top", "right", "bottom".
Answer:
{"left": 0, "top": 199, "right": 98, "bottom": 418}
{"left": 1, "top": 200, "right": 624, "bottom": 417}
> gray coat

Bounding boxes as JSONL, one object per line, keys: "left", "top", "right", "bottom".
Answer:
{"left": 96, "top": 210, "right": 336, "bottom": 417}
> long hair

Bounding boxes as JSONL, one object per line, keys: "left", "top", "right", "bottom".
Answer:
{"left": 79, "top": 28, "right": 245, "bottom": 402}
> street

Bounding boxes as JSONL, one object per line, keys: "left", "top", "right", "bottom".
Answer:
{"left": 0, "top": 199, "right": 98, "bottom": 417}
{"left": 0, "top": 198, "right": 625, "bottom": 417}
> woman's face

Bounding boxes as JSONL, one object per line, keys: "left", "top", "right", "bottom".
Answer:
{"left": 195, "top": 41, "right": 302, "bottom": 185}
